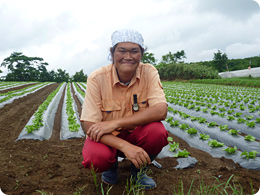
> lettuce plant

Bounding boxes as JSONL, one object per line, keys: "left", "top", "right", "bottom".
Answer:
{"left": 185, "top": 128, "right": 198, "bottom": 134}
{"left": 173, "top": 149, "right": 190, "bottom": 158}
{"left": 228, "top": 129, "right": 240, "bottom": 135}
{"left": 222, "top": 146, "right": 237, "bottom": 154}
{"left": 179, "top": 123, "right": 189, "bottom": 130}
{"left": 241, "top": 151, "right": 258, "bottom": 159}
{"left": 237, "top": 118, "right": 246, "bottom": 123}
{"left": 233, "top": 112, "right": 243, "bottom": 117}
{"left": 244, "top": 135, "right": 256, "bottom": 142}
{"left": 207, "top": 122, "right": 217, "bottom": 127}
{"left": 170, "top": 120, "right": 180, "bottom": 126}
{"left": 226, "top": 115, "right": 235, "bottom": 121}
{"left": 208, "top": 140, "right": 224, "bottom": 147}
{"left": 198, "top": 117, "right": 207, "bottom": 123}
{"left": 245, "top": 115, "right": 254, "bottom": 120}
{"left": 169, "top": 142, "right": 179, "bottom": 152}
{"left": 165, "top": 117, "right": 173, "bottom": 123}
{"left": 202, "top": 108, "right": 208, "bottom": 113}
{"left": 199, "top": 134, "right": 210, "bottom": 140}
{"left": 167, "top": 136, "right": 173, "bottom": 142}
{"left": 246, "top": 121, "right": 256, "bottom": 127}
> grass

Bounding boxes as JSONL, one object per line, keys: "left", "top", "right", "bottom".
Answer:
{"left": 188, "top": 77, "right": 260, "bottom": 87}
{"left": 88, "top": 168, "right": 257, "bottom": 195}
{"left": 35, "top": 173, "right": 257, "bottom": 195}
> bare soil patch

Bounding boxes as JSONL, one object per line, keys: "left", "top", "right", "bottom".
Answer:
{"left": 0, "top": 84, "right": 259, "bottom": 195}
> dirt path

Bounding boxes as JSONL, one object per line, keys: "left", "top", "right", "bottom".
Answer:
{"left": 0, "top": 83, "right": 260, "bottom": 195}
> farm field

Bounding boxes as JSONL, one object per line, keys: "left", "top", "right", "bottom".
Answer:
{"left": 0, "top": 81, "right": 260, "bottom": 194}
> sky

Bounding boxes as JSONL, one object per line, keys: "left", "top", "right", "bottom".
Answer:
{"left": 0, "top": 0, "right": 260, "bottom": 77}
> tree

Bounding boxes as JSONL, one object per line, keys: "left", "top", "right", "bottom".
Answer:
{"left": 213, "top": 50, "right": 228, "bottom": 72}
{"left": 1, "top": 52, "right": 49, "bottom": 81}
{"left": 142, "top": 52, "right": 156, "bottom": 65}
{"left": 160, "top": 50, "right": 186, "bottom": 64}
{"left": 54, "top": 69, "right": 70, "bottom": 83}
{"left": 72, "top": 69, "right": 88, "bottom": 82}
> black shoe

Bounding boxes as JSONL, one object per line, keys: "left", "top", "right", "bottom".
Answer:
{"left": 101, "top": 160, "right": 118, "bottom": 185}
{"left": 130, "top": 164, "right": 157, "bottom": 190}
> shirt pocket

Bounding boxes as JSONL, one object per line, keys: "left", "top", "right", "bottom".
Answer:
{"left": 138, "top": 98, "right": 148, "bottom": 110}
{"left": 132, "top": 92, "right": 148, "bottom": 111}
{"left": 101, "top": 100, "right": 121, "bottom": 120}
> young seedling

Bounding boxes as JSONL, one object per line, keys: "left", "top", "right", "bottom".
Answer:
{"left": 241, "top": 151, "right": 258, "bottom": 159}
{"left": 199, "top": 134, "right": 210, "bottom": 140}
{"left": 170, "top": 120, "right": 180, "bottom": 126}
{"left": 245, "top": 115, "right": 254, "bottom": 120}
{"left": 208, "top": 140, "right": 224, "bottom": 147}
{"left": 228, "top": 129, "right": 240, "bottom": 135}
{"left": 167, "top": 136, "right": 173, "bottom": 142}
{"left": 237, "top": 118, "right": 246, "bottom": 123}
{"left": 222, "top": 146, "right": 237, "bottom": 154}
{"left": 246, "top": 121, "right": 256, "bottom": 128}
{"left": 169, "top": 142, "right": 179, "bottom": 152}
{"left": 173, "top": 149, "right": 190, "bottom": 158}
{"left": 244, "top": 135, "right": 256, "bottom": 142}
{"left": 179, "top": 123, "right": 189, "bottom": 130}
{"left": 185, "top": 128, "right": 198, "bottom": 135}
{"left": 207, "top": 122, "right": 218, "bottom": 127}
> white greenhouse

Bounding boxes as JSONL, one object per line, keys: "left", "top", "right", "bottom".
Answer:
{"left": 219, "top": 67, "right": 260, "bottom": 78}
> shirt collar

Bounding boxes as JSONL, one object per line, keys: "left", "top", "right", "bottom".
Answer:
{"left": 112, "top": 63, "right": 141, "bottom": 87}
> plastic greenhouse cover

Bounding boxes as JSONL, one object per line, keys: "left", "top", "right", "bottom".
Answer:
{"left": 163, "top": 121, "right": 260, "bottom": 170}
{"left": 72, "top": 82, "right": 84, "bottom": 104}
{"left": 219, "top": 67, "right": 260, "bottom": 78}
{"left": 169, "top": 103, "right": 260, "bottom": 140}
{"left": 60, "top": 84, "right": 85, "bottom": 140}
{"left": 167, "top": 112, "right": 260, "bottom": 156}
{"left": 16, "top": 83, "right": 66, "bottom": 141}
{"left": 0, "top": 83, "right": 52, "bottom": 108}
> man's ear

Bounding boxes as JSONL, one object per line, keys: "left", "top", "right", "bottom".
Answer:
{"left": 110, "top": 47, "right": 114, "bottom": 62}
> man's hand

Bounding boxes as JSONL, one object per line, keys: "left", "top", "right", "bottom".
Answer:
{"left": 121, "top": 143, "right": 151, "bottom": 169}
{"left": 87, "top": 121, "right": 118, "bottom": 142}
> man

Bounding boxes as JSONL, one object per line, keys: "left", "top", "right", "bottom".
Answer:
{"left": 81, "top": 29, "right": 168, "bottom": 190}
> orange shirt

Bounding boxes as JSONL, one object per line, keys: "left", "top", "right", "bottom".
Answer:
{"left": 80, "top": 63, "right": 167, "bottom": 135}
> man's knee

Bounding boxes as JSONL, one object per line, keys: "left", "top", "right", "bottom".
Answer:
{"left": 136, "top": 122, "right": 169, "bottom": 154}
{"left": 82, "top": 138, "right": 116, "bottom": 172}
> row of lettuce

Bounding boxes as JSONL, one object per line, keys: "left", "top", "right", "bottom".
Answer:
{"left": 163, "top": 82, "right": 260, "bottom": 170}
{"left": 25, "top": 82, "right": 85, "bottom": 140}
{"left": 1, "top": 81, "right": 260, "bottom": 169}
{"left": 0, "top": 81, "right": 86, "bottom": 140}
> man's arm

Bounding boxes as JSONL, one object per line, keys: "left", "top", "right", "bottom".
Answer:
{"left": 86, "top": 102, "right": 167, "bottom": 142}
{"left": 83, "top": 122, "right": 151, "bottom": 169}
{"left": 83, "top": 102, "right": 167, "bottom": 168}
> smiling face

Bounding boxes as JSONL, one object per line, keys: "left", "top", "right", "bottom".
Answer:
{"left": 111, "top": 42, "right": 143, "bottom": 82}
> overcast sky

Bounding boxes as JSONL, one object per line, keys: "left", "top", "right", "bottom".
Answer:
{"left": 0, "top": 0, "right": 260, "bottom": 77}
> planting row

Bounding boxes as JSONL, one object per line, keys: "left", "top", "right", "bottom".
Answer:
{"left": 0, "top": 82, "right": 53, "bottom": 108}
{"left": 163, "top": 82, "right": 260, "bottom": 170}
{"left": 0, "top": 81, "right": 37, "bottom": 91}
{"left": 17, "top": 82, "right": 85, "bottom": 141}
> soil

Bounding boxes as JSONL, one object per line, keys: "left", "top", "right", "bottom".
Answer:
{"left": 0, "top": 83, "right": 260, "bottom": 195}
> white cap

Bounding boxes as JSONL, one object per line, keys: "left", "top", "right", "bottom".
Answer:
{"left": 111, "top": 29, "right": 144, "bottom": 48}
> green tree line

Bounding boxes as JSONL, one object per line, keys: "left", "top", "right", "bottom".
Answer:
{"left": 0, "top": 52, "right": 87, "bottom": 82}
{"left": 193, "top": 50, "right": 260, "bottom": 72}
{"left": 1, "top": 50, "right": 259, "bottom": 82}
{"left": 143, "top": 49, "right": 260, "bottom": 80}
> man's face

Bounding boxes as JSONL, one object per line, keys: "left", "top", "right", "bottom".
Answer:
{"left": 113, "top": 42, "right": 142, "bottom": 77}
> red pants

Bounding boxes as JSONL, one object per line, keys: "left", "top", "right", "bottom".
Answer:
{"left": 82, "top": 122, "right": 169, "bottom": 172}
